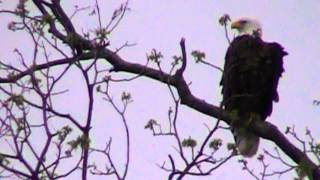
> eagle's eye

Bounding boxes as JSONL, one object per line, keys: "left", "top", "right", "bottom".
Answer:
{"left": 239, "top": 20, "right": 248, "bottom": 24}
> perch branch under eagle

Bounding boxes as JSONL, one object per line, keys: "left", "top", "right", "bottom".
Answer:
{"left": 220, "top": 17, "right": 287, "bottom": 157}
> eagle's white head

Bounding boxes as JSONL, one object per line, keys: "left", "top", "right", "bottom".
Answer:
{"left": 231, "top": 17, "right": 262, "bottom": 37}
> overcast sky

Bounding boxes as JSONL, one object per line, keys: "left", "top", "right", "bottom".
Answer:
{"left": 1, "top": 0, "right": 320, "bottom": 179}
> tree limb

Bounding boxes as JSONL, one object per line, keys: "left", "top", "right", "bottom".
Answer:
{"left": 1, "top": 41, "right": 319, "bottom": 178}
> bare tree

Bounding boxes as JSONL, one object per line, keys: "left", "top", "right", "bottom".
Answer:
{"left": 0, "top": 1, "right": 319, "bottom": 180}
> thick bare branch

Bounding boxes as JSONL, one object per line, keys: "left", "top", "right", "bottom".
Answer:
{"left": 1, "top": 40, "right": 318, "bottom": 178}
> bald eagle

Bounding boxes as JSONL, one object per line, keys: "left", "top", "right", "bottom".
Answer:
{"left": 220, "top": 18, "right": 287, "bottom": 157}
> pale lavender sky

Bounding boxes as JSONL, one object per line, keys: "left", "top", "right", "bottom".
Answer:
{"left": 1, "top": 0, "right": 320, "bottom": 179}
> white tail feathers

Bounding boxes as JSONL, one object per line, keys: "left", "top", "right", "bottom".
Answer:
{"left": 233, "top": 129, "right": 260, "bottom": 157}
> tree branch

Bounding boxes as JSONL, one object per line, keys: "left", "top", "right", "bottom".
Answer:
{"left": 1, "top": 39, "right": 318, "bottom": 178}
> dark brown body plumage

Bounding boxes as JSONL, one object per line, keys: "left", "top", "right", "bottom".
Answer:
{"left": 220, "top": 35, "right": 287, "bottom": 156}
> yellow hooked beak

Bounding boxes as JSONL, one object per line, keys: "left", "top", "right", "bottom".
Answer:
{"left": 231, "top": 21, "right": 242, "bottom": 29}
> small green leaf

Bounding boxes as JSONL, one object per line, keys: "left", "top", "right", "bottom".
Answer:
{"left": 121, "top": 92, "right": 131, "bottom": 102}
{"left": 227, "top": 143, "right": 236, "bottom": 151}
{"left": 41, "top": 14, "right": 53, "bottom": 24}
{"left": 147, "top": 49, "right": 163, "bottom": 63}
{"left": 209, "top": 138, "right": 222, "bottom": 150}
{"left": 67, "top": 135, "right": 90, "bottom": 151}
{"left": 96, "top": 85, "right": 101, "bottom": 92}
{"left": 182, "top": 137, "right": 197, "bottom": 148}
{"left": 171, "top": 55, "right": 181, "bottom": 67}
{"left": 191, "top": 50, "right": 206, "bottom": 63}
{"left": 144, "top": 119, "right": 157, "bottom": 130}
{"left": 57, "top": 126, "right": 73, "bottom": 142}
{"left": 218, "top": 14, "right": 231, "bottom": 26}
{"left": 285, "top": 126, "right": 291, "bottom": 134}
{"left": 9, "top": 94, "right": 24, "bottom": 106}
{"left": 257, "top": 154, "right": 264, "bottom": 161}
